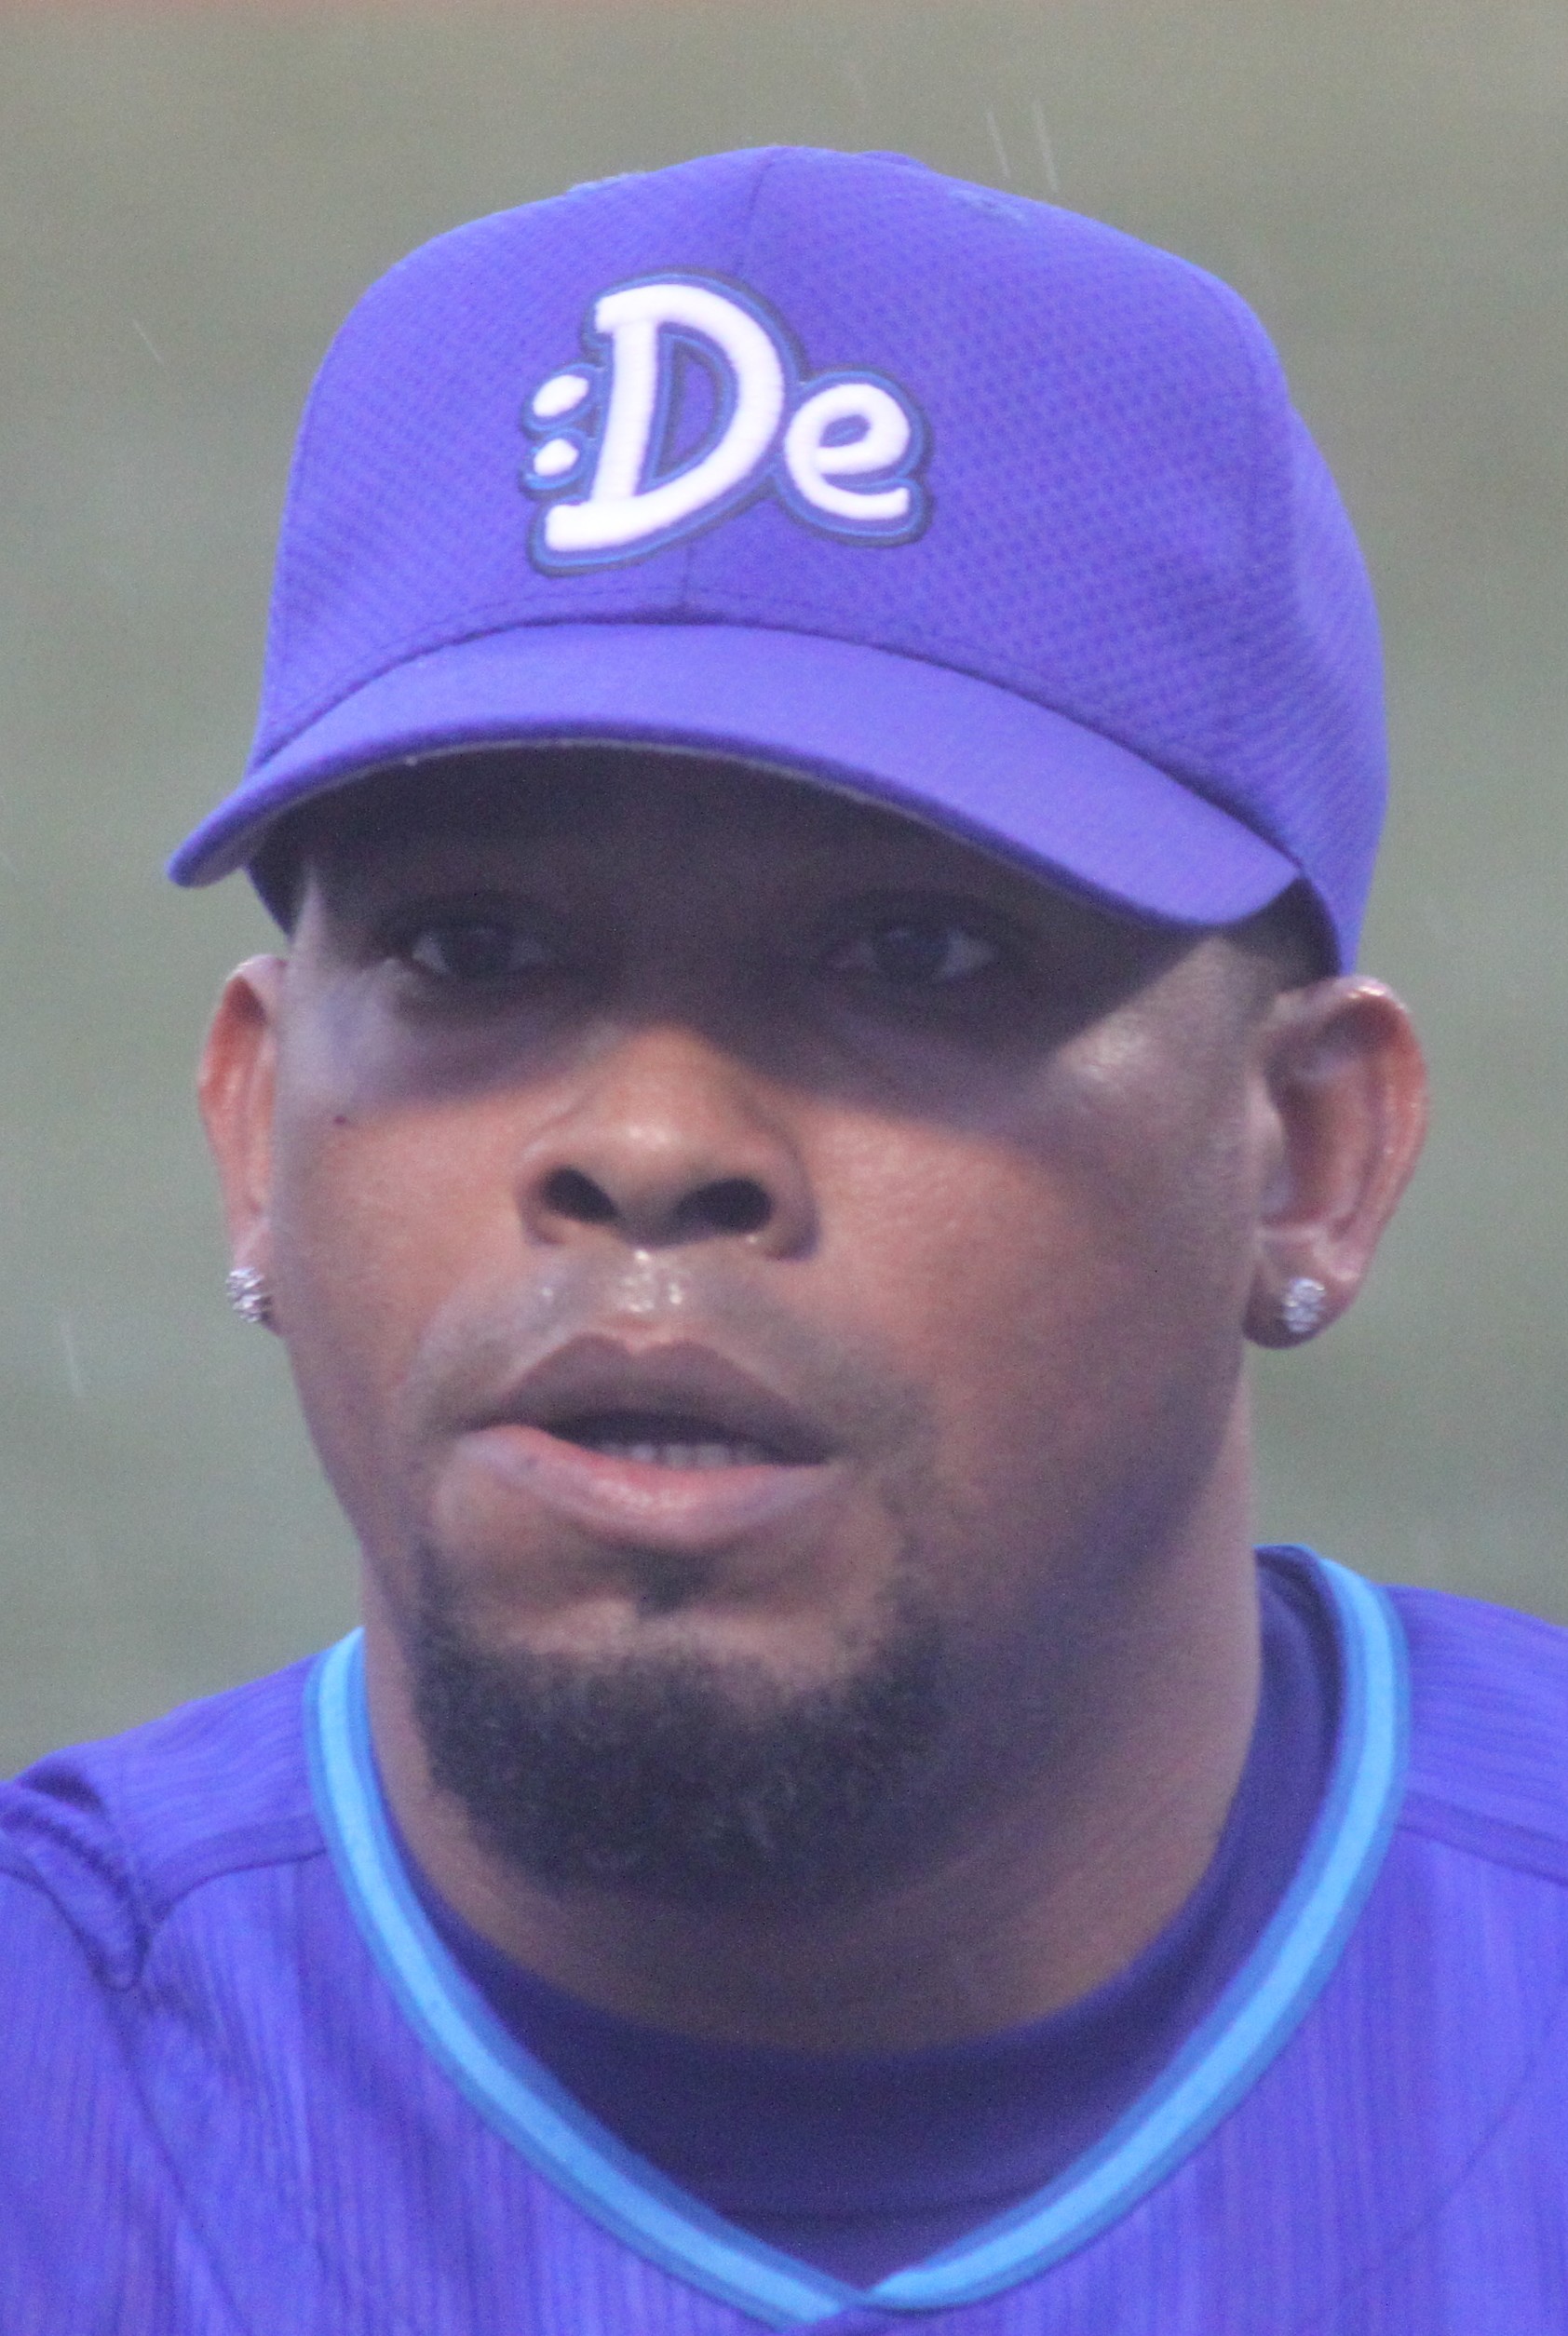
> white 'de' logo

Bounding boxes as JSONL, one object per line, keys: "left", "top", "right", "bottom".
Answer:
{"left": 520, "top": 276, "right": 929, "bottom": 572}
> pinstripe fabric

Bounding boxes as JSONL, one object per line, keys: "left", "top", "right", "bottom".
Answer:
{"left": 3, "top": 1554, "right": 1566, "bottom": 2332}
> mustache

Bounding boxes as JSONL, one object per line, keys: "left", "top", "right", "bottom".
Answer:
{"left": 398, "top": 1247, "right": 927, "bottom": 1458}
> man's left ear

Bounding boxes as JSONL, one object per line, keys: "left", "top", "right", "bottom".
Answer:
{"left": 1244, "top": 977, "right": 1427, "bottom": 1350}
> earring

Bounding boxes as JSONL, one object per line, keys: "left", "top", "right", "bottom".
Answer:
{"left": 225, "top": 1265, "right": 275, "bottom": 1329}
{"left": 1279, "top": 1275, "right": 1328, "bottom": 1340}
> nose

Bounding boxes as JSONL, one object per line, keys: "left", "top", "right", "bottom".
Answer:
{"left": 517, "top": 1026, "right": 817, "bottom": 1257}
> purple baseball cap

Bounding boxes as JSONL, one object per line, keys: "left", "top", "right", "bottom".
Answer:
{"left": 170, "top": 146, "right": 1386, "bottom": 968}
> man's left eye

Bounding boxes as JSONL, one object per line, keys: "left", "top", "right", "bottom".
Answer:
{"left": 826, "top": 919, "right": 1001, "bottom": 988}
{"left": 403, "top": 918, "right": 554, "bottom": 981}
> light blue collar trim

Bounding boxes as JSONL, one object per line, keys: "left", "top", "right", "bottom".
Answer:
{"left": 306, "top": 1553, "right": 1407, "bottom": 2326}
{"left": 305, "top": 1631, "right": 858, "bottom": 2329}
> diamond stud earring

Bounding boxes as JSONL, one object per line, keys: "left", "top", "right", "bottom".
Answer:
{"left": 1279, "top": 1275, "right": 1328, "bottom": 1340}
{"left": 225, "top": 1265, "right": 275, "bottom": 1329}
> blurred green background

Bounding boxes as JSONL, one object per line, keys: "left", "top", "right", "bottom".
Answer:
{"left": 1, "top": 0, "right": 1565, "bottom": 1766}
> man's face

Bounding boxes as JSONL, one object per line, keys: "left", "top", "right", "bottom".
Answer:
{"left": 235, "top": 753, "right": 1282, "bottom": 1902}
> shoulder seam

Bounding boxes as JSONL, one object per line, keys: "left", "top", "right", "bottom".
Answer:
{"left": 1399, "top": 1789, "right": 1568, "bottom": 1889}
{"left": 4, "top": 1817, "right": 330, "bottom": 1991}
{"left": 0, "top": 1841, "right": 142, "bottom": 1992}
{"left": 142, "top": 1816, "right": 329, "bottom": 1949}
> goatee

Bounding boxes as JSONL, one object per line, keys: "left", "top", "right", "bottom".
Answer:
{"left": 411, "top": 1557, "right": 952, "bottom": 1909}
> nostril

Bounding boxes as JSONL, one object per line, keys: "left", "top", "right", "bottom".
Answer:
{"left": 539, "top": 1168, "right": 775, "bottom": 1238}
{"left": 543, "top": 1167, "right": 618, "bottom": 1225}
{"left": 678, "top": 1178, "right": 774, "bottom": 1237}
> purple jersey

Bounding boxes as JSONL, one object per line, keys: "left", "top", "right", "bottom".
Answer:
{"left": 3, "top": 1547, "right": 1566, "bottom": 2331}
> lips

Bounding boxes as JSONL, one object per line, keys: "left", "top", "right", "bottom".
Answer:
{"left": 452, "top": 1335, "right": 845, "bottom": 1553}
{"left": 476, "top": 1336, "right": 835, "bottom": 1469}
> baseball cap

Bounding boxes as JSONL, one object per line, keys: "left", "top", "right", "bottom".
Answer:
{"left": 169, "top": 146, "right": 1386, "bottom": 968}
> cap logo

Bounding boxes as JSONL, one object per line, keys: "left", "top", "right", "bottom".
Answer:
{"left": 520, "top": 275, "right": 929, "bottom": 573}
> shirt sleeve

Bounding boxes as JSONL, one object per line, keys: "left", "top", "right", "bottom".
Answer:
{"left": 0, "top": 1840, "right": 243, "bottom": 2333}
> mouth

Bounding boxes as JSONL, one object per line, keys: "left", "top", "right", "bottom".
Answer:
{"left": 452, "top": 1336, "right": 845, "bottom": 1552}
{"left": 544, "top": 1411, "right": 792, "bottom": 1471}
{"left": 481, "top": 1335, "right": 835, "bottom": 1467}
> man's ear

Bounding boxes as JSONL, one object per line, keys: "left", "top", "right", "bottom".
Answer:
{"left": 198, "top": 955, "right": 287, "bottom": 1322}
{"left": 1245, "top": 977, "right": 1428, "bottom": 1349}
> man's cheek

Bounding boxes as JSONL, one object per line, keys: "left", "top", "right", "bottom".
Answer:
{"left": 277, "top": 1100, "right": 478, "bottom": 1306}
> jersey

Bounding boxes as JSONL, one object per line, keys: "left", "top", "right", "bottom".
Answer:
{"left": 2, "top": 1549, "right": 1566, "bottom": 2333}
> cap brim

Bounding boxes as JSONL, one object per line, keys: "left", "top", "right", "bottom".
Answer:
{"left": 169, "top": 622, "right": 1299, "bottom": 930}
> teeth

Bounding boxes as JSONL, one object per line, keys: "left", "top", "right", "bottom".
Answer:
{"left": 586, "top": 1438, "right": 771, "bottom": 1469}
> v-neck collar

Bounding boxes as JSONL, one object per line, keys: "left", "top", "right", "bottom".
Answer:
{"left": 305, "top": 1551, "right": 1408, "bottom": 2326}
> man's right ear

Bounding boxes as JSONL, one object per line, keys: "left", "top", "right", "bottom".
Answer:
{"left": 198, "top": 955, "right": 288, "bottom": 1313}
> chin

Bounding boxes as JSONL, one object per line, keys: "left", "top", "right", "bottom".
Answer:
{"left": 408, "top": 1543, "right": 954, "bottom": 1909}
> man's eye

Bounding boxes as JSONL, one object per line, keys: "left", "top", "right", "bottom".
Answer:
{"left": 402, "top": 918, "right": 554, "bottom": 981}
{"left": 827, "top": 919, "right": 1001, "bottom": 988}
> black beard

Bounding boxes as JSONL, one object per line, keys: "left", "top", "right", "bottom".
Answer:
{"left": 410, "top": 1558, "right": 952, "bottom": 1910}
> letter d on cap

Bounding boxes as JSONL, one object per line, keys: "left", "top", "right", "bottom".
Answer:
{"left": 541, "top": 281, "right": 787, "bottom": 562}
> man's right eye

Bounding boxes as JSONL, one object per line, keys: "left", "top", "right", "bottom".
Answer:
{"left": 402, "top": 917, "right": 555, "bottom": 981}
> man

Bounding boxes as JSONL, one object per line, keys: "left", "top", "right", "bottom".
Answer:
{"left": 2, "top": 146, "right": 1562, "bottom": 2331}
